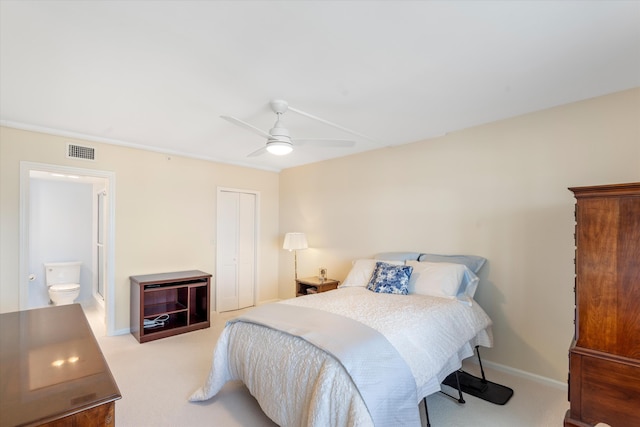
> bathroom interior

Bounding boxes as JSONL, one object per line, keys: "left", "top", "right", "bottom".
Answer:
{"left": 28, "top": 170, "right": 108, "bottom": 326}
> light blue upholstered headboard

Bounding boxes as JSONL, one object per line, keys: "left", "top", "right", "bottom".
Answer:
{"left": 417, "top": 254, "right": 486, "bottom": 273}
{"left": 374, "top": 252, "right": 487, "bottom": 273}
{"left": 374, "top": 252, "right": 421, "bottom": 262}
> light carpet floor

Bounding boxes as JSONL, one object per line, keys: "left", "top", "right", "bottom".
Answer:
{"left": 84, "top": 304, "right": 569, "bottom": 427}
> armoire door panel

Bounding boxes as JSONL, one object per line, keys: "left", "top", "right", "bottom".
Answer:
{"left": 616, "top": 197, "right": 640, "bottom": 359}
{"left": 576, "top": 198, "right": 618, "bottom": 353}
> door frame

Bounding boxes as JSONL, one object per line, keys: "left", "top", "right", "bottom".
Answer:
{"left": 215, "top": 187, "right": 259, "bottom": 313}
{"left": 95, "top": 188, "right": 107, "bottom": 305}
{"left": 19, "top": 161, "right": 117, "bottom": 335}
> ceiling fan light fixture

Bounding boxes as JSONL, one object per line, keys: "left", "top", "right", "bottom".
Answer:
{"left": 223, "top": 99, "right": 363, "bottom": 158}
{"left": 266, "top": 140, "right": 293, "bottom": 155}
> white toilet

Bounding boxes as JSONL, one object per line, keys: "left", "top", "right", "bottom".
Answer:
{"left": 44, "top": 261, "right": 82, "bottom": 305}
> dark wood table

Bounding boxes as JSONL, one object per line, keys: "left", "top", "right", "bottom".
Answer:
{"left": 296, "top": 276, "right": 340, "bottom": 296}
{"left": 0, "top": 304, "right": 121, "bottom": 426}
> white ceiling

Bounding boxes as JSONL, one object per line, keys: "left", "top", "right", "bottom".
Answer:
{"left": 1, "top": 1, "right": 639, "bottom": 172}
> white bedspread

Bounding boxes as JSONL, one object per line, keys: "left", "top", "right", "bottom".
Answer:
{"left": 231, "top": 303, "right": 420, "bottom": 425}
{"left": 190, "top": 288, "right": 493, "bottom": 426}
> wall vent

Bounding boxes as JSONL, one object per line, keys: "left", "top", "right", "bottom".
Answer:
{"left": 66, "top": 143, "right": 96, "bottom": 161}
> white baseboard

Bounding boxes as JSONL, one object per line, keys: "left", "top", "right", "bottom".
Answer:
{"left": 212, "top": 299, "right": 282, "bottom": 314}
{"left": 112, "top": 327, "right": 131, "bottom": 336}
{"left": 465, "top": 358, "right": 567, "bottom": 390}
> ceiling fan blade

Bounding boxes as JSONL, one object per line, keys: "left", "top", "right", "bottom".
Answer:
{"left": 286, "top": 105, "right": 377, "bottom": 143}
{"left": 294, "top": 138, "right": 356, "bottom": 147}
{"left": 246, "top": 146, "right": 267, "bottom": 157}
{"left": 220, "top": 115, "right": 271, "bottom": 139}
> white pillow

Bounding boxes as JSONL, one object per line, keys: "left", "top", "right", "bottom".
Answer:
{"left": 340, "top": 259, "right": 404, "bottom": 288}
{"left": 406, "top": 260, "right": 466, "bottom": 298}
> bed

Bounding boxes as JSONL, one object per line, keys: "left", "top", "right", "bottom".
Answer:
{"left": 190, "top": 252, "right": 493, "bottom": 426}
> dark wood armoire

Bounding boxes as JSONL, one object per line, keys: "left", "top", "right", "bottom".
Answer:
{"left": 565, "top": 183, "right": 640, "bottom": 427}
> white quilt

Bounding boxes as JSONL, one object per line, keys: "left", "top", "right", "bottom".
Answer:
{"left": 190, "top": 288, "right": 493, "bottom": 426}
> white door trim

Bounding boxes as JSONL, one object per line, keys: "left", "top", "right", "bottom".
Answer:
{"left": 216, "top": 187, "right": 259, "bottom": 313}
{"left": 19, "top": 161, "right": 117, "bottom": 336}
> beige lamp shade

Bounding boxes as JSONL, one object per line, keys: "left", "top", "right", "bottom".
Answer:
{"left": 283, "top": 232, "right": 308, "bottom": 251}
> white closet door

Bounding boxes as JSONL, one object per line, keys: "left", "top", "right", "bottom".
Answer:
{"left": 237, "top": 193, "right": 255, "bottom": 309}
{"left": 217, "top": 190, "right": 257, "bottom": 312}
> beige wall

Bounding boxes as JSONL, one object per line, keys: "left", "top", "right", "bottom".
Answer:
{"left": 1, "top": 88, "right": 638, "bottom": 383}
{"left": 0, "top": 127, "right": 280, "bottom": 332}
{"left": 278, "top": 88, "right": 640, "bottom": 382}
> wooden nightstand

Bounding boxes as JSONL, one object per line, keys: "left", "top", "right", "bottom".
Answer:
{"left": 296, "top": 277, "right": 340, "bottom": 296}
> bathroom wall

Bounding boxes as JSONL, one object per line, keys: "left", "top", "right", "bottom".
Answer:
{"left": 29, "top": 178, "right": 93, "bottom": 307}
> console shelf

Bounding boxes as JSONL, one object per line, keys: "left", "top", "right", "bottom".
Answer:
{"left": 144, "top": 301, "right": 187, "bottom": 317}
{"left": 130, "top": 270, "right": 211, "bottom": 343}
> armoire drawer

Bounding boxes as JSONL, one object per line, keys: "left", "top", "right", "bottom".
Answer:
{"left": 569, "top": 350, "right": 640, "bottom": 426}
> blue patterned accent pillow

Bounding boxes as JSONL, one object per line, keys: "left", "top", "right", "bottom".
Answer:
{"left": 367, "top": 262, "right": 413, "bottom": 295}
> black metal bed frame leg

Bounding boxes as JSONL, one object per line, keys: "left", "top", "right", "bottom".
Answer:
{"left": 453, "top": 370, "right": 466, "bottom": 404}
{"left": 475, "top": 345, "right": 488, "bottom": 383}
{"left": 438, "top": 370, "right": 467, "bottom": 404}
{"left": 425, "top": 369, "right": 466, "bottom": 426}
{"left": 422, "top": 397, "right": 431, "bottom": 427}
{"left": 431, "top": 346, "right": 497, "bottom": 424}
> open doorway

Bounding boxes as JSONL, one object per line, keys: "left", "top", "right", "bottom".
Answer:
{"left": 19, "top": 161, "right": 117, "bottom": 336}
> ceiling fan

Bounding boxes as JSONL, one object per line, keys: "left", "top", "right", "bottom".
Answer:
{"left": 221, "top": 99, "right": 368, "bottom": 157}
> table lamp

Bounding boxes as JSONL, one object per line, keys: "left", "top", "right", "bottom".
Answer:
{"left": 283, "top": 232, "right": 308, "bottom": 280}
